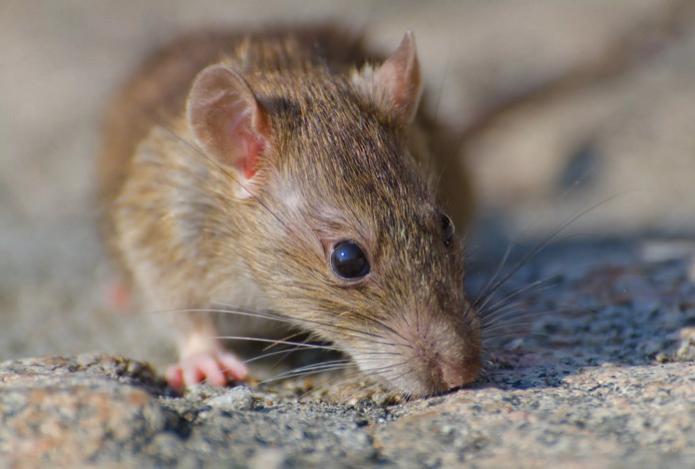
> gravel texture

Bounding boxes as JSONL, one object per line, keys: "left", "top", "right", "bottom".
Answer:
{"left": 3, "top": 1, "right": 695, "bottom": 467}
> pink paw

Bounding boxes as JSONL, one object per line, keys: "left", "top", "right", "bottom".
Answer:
{"left": 105, "top": 280, "right": 132, "bottom": 310}
{"left": 165, "top": 350, "right": 248, "bottom": 388}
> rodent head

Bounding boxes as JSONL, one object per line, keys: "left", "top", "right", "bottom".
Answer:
{"left": 186, "top": 32, "right": 481, "bottom": 397}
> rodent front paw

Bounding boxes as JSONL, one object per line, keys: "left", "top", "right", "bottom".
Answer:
{"left": 165, "top": 350, "right": 248, "bottom": 388}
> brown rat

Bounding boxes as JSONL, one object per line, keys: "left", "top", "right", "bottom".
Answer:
{"left": 99, "top": 25, "right": 480, "bottom": 397}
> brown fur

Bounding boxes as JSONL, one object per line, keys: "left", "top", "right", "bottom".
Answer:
{"left": 99, "top": 25, "right": 479, "bottom": 396}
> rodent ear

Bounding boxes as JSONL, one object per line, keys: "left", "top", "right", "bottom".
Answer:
{"left": 370, "top": 31, "right": 423, "bottom": 123}
{"left": 186, "top": 64, "right": 269, "bottom": 181}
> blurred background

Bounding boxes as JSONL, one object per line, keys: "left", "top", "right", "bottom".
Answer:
{"left": 2, "top": 0, "right": 695, "bottom": 367}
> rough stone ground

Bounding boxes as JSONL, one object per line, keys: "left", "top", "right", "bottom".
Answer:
{"left": 3, "top": 241, "right": 695, "bottom": 467}
{"left": 3, "top": 1, "right": 695, "bottom": 467}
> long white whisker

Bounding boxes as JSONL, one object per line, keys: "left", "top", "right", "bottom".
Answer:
{"left": 214, "top": 336, "right": 340, "bottom": 351}
{"left": 480, "top": 276, "right": 560, "bottom": 319}
{"left": 259, "top": 362, "right": 355, "bottom": 385}
{"left": 210, "top": 301, "right": 406, "bottom": 348}
{"left": 243, "top": 346, "right": 316, "bottom": 365}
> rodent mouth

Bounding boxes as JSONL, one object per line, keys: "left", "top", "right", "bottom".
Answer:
{"left": 437, "top": 355, "right": 481, "bottom": 392}
{"left": 400, "top": 354, "right": 481, "bottom": 397}
{"left": 348, "top": 333, "right": 482, "bottom": 397}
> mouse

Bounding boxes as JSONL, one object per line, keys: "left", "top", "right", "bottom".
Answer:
{"left": 98, "top": 25, "right": 480, "bottom": 397}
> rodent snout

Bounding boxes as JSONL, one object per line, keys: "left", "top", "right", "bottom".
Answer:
{"left": 416, "top": 329, "right": 482, "bottom": 394}
{"left": 349, "top": 310, "right": 481, "bottom": 396}
{"left": 438, "top": 354, "right": 481, "bottom": 390}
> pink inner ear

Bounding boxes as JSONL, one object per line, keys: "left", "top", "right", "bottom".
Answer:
{"left": 240, "top": 131, "right": 265, "bottom": 180}
{"left": 374, "top": 31, "right": 422, "bottom": 123}
{"left": 187, "top": 64, "right": 270, "bottom": 183}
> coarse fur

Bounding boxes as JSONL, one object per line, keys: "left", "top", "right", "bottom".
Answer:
{"left": 99, "top": 25, "right": 480, "bottom": 397}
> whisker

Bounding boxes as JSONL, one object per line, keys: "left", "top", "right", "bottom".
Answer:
{"left": 143, "top": 306, "right": 394, "bottom": 349}
{"left": 473, "top": 196, "right": 623, "bottom": 316}
{"left": 482, "top": 305, "right": 584, "bottom": 332}
{"left": 480, "top": 275, "right": 561, "bottom": 319}
{"left": 259, "top": 360, "right": 353, "bottom": 384}
{"left": 141, "top": 307, "right": 294, "bottom": 325}
{"left": 261, "top": 330, "right": 307, "bottom": 353}
{"left": 479, "top": 298, "right": 530, "bottom": 319}
{"left": 334, "top": 308, "right": 413, "bottom": 349}
{"left": 344, "top": 367, "right": 419, "bottom": 403}
{"left": 214, "top": 335, "right": 340, "bottom": 351}
{"left": 210, "top": 301, "right": 407, "bottom": 349}
{"left": 292, "top": 361, "right": 402, "bottom": 397}
{"left": 298, "top": 369, "right": 361, "bottom": 399}
{"left": 482, "top": 330, "right": 554, "bottom": 342}
{"left": 300, "top": 361, "right": 409, "bottom": 399}
{"left": 243, "top": 346, "right": 312, "bottom": 364}
{"left": 473, "top": 242, "right": 515, "bottom": 309}
{"left": 258, "top": 364, "right": 355, "bottom": 386}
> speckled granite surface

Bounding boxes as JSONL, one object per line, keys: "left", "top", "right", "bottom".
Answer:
{"left": 3, "top": 240, "right": 695, "bottom": 466}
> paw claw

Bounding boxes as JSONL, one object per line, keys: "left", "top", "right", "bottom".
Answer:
{"left": 166, "top": 350, "right": 248, "bottom": 388}
{"left": 165, "top": 365, "right": 184, "bottom": 389}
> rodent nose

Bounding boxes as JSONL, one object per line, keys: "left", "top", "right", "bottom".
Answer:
{"left": 441, "top": 356, "right": 481, "bottom": 389}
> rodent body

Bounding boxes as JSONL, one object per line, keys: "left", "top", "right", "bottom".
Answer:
{"left": 99, "top": 25, "right": 480, "bottom": 397}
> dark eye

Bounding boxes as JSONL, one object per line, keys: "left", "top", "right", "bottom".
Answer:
{"left": 331, "top": 240, "right": 370, "bottom": 279}
{"left": 440, "top": 213, "right": 455, "bottom": 247}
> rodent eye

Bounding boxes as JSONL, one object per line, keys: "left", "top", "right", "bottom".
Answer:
{"left": 331, "top": 240, "right": 370, "bottom": 280}
{"left": 440, "top": 213, "right": 455, "bottom": 247}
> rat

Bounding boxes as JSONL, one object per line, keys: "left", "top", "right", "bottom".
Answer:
{"left": 98, "top": 25, "right": 480, "bottom": 397}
